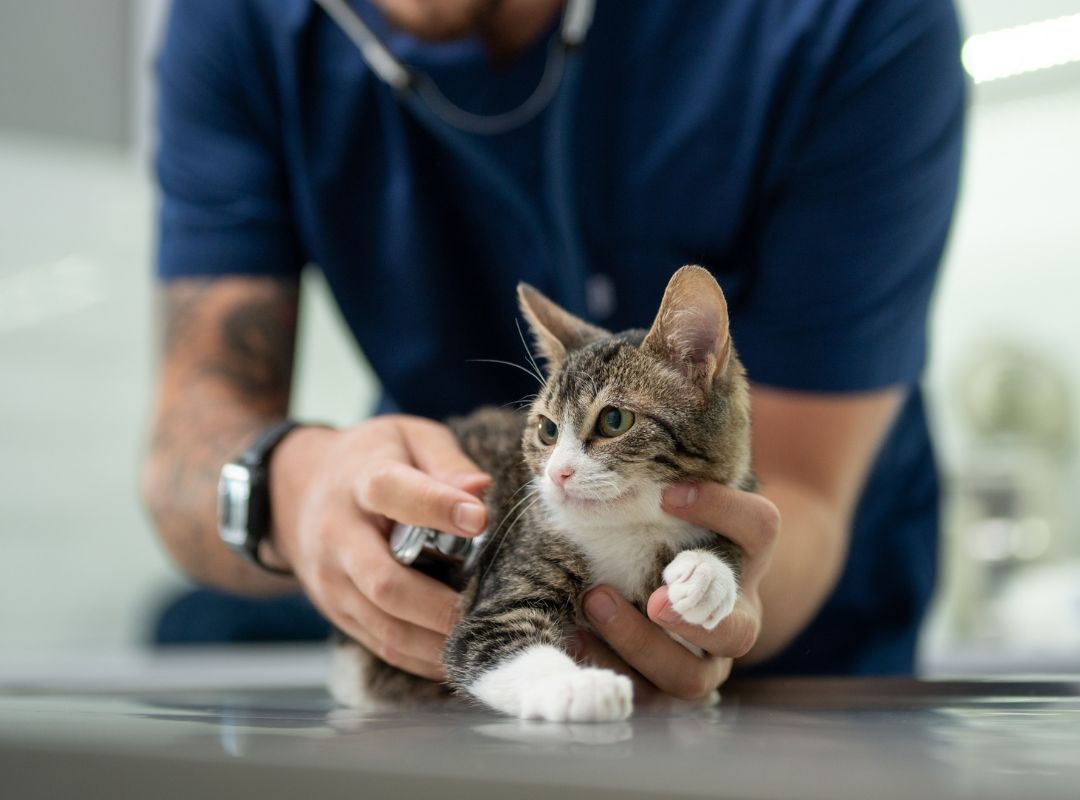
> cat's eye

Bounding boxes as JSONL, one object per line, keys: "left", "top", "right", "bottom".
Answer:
{"left": 537, "top": 416, "right": 559, "bottom": 445}
{"left": 597, "top": 406, "right": 635, "bottom": 438}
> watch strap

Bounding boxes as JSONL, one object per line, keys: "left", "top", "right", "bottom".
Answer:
{"left": 229, "top": 419, "right": 302, "bottom": 576}
{"left": 238, "top": 419, "right": 302, "bottom": 469}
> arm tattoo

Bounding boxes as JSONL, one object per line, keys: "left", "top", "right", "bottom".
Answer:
{"left": 162, "top": 281, "right": 212, "bottom": 357}
{"left": 163, "top": 278, "right": 299, "bottom": 408}
{"left": 144, "top": 277, "right": 301, "bottom": 587}
{"left": 212, "top": 291, "right": 298, "bottom": 401}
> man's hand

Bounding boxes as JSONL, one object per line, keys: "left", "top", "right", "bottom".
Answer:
{"left": 575, "top": 482, "right": 780, "bottom": 700}
{"left": 268, "top": 415, "right": 491, "bottom": 681}
{"left": 141, "top": 278, "right": 494, "bottom": 682}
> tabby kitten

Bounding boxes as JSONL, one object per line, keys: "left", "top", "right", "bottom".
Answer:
{"left": 330, "top": 265, "right": 754, "bottom": 722}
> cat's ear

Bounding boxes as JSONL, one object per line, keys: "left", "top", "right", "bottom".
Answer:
{"left": 642, "top": 266, "right": 731, "bottom": 389}
{"left": 517, "top": 283, "right": 609, "bottom": 369}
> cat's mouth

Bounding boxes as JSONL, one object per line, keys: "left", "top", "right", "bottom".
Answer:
{"left": 556, "top": 485, "right": 637, "bottom": 510}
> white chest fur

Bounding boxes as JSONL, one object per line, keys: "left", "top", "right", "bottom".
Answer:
{"left": 543, "top": 483, "right": 709, "bottom": 601}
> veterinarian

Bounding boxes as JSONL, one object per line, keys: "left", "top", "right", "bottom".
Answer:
{"left": 142, "top": 0, "right": 965, "bottom": 695}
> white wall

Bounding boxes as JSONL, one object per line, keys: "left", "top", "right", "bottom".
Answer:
{"left": 0, "top": 0, "right": 134, "bottom": 146}
{"left": 0, "top": 134, "right": 376, "bottom": 649}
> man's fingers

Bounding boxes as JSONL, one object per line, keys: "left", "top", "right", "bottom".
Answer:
{"left": 661, "top": 482, "right": 780, "bottom": 561}
{"left": 343, "top": 537, "right": 463, "bottom": 636}
{"left": 397, "top": 417, "right": 491, "bottom": 490}
{"left": 354, "top": 461, "right": 488, "bottom": 536}
{"left": 446, "top": 472, "right": 493, "bottom": 497}
{"left": 647, "top": 587, "right": 760, "bottom": 659}
{"left": 341, "top": 582, "right": 450, "bottom": 668}
{"left": 304, "top": 578, "right": 442, "bottom": 678}
{"left": 342, "top": 621, "right": 446, "bottom": 682}
{"left": 316, "top": 556, "right": 449, "bottom": 681}
{"left": 570, "top": 630, "right": 662, "bottom": 702}
{"left": 582, "top": 586, "right": 728, "bottom": 701}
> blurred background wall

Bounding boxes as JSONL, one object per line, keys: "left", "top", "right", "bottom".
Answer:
{"left": 0, "top": 1, "right": 134, "bottom": 147}
{"left": 0, "top": 0, "right": 1077, "bottom": 671}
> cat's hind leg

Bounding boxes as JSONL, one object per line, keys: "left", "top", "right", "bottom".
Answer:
{"left": 329, "top": 635, "right": 451, "bottom": 709}
{"left": 328, "top": 637, "right": 381, "bottom": 709}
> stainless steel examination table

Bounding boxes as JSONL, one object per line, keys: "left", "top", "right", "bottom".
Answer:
{"left": 2, "top": 648, "right": 1077, "bottom": 799}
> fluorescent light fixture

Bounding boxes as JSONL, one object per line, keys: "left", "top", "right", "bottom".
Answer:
{"left": 962, "top": 13, "right": 1080, "bottom": 84}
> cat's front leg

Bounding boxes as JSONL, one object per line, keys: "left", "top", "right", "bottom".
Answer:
{"left": 472, "top": 645, "right": 632, "bottom": 722}
{"left": 662, "top": 549, "right": 738, "bottom": 630}
{"left": 446, "top": 608, "right": 632, "bottom": 722}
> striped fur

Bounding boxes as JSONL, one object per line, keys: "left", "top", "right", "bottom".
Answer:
{"left": 329, "top": 267, "right": 754, "bottom": 720}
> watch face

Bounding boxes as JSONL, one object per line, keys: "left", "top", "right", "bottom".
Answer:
{"left": 218, "top": 463, "right": 253, "bottom": 548}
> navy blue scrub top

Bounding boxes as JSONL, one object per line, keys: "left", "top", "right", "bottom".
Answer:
{"left": 155, "top": 0, "right": 966, "bottom": 675}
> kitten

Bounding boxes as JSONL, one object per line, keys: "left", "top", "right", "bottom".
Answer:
{"left": 330, "top": 265, "right": 754, "bottom": 721}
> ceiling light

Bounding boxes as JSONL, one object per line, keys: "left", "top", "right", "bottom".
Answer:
{"left": 962, "top": 13, "right": 1080, "bottom": 84}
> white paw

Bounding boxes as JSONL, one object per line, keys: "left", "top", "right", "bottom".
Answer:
{"left": 520, "top": 668, "right": 633, "bottom": 722}
{"left": 662, "top": 550, "right": 737, "bottom": 630}
{"left": 328, "top": 639, "right": 378, "bottom": 709}
{"left": 471, "top": 645, "right": 633, "bottom": 722}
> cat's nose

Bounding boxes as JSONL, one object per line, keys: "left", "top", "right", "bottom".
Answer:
{"left": 548, "top": 464, "right": 574, "bottom": 487}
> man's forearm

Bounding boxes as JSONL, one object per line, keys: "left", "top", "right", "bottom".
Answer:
{"left": 740, "top": 386, "right": 904, "bottom": 664}
{"left": 140, "top": 277, "right": 301, "bottom": 595}
{"left": 740, "top": 477, "right": 850, "bottom": 664}
{"left": 141, "top": 402, "right": 296, "bottom": 595}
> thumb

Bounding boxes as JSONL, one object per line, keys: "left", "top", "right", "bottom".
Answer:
{"left": 447, "top": 472, "right": 493, "bottom": 497}
{"left": 400, "top": 418, "right": 490, "bottom": 488}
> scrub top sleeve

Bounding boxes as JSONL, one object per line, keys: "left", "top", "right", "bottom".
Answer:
{"left": 733, "top": 0, "right": 966, "bottom": 393}
{"left": 154, "top": 0, "right": 304, "bottom": 281}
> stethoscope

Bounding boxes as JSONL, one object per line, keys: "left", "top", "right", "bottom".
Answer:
{"left": 314, "top": 0, "right": 598, "bottom": 317}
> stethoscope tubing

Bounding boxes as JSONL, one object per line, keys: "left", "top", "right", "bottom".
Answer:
{"left": 314, "top": 0, "right": 594, "bottom": 317}
{"left": 397, "top": 46, "right": 590, "bottom": 317}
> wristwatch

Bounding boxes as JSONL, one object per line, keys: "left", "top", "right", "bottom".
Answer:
{"left": 217, "top": 420, "right": 301, "bottom": 576}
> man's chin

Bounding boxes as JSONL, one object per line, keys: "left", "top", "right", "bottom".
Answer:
{"left": 372, "top": 0, "right": 498, "bottom": 42}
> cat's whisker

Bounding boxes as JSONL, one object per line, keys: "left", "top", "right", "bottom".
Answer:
{"left": 467, "top": 357, "right": 546, "bottom": 387}
{"left": 555, "top": 366, "right": 603, "bottom": 403}
{"left": 507, "top": 492, "right": 543, "bottom": 536}
{"left": 501, "top": 392, "right": 539, "bottom": 410}
{"left": 477, "top": 483, "right": 541, "bottom": 583}
{"left": 483, "top": 479, "right": 538, "bottom": 546}
{"left": 514, "top": 318, "right": 547, "bottom": 388}
{"left": 577, "top": 474, "right": 622, "bottom": 489}
{"left": 476, "top": 503, "right": 535, "bottom": 584}
{"left": 479, "top": 481, "right": 538, "bottom": 540}
{"left": 486, "top": 494, "right": 542, "bottom": 571}
{"left": 500, "top": 477, "right": 538, "bottom": 508}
